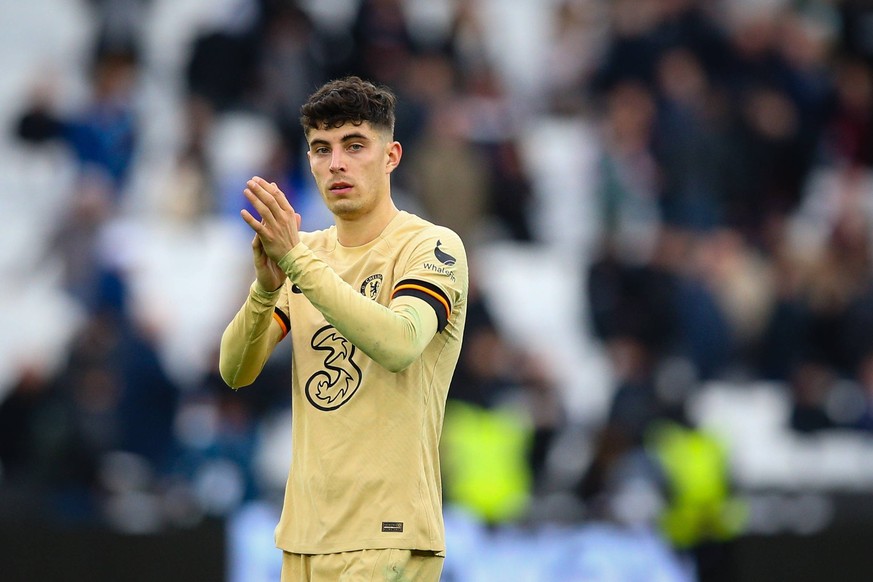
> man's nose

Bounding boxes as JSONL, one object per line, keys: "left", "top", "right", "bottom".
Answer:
{"left": 330, "top": 151, "right": 346, "bottom": 173}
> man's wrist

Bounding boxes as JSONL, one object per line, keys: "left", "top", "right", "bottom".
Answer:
{"left": 251, "top": 279, "right": 283, "bottom": 299}
{"left": 277, "top": 242, "right": 308, "bottom": 275}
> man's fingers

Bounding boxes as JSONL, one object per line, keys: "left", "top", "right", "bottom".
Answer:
{"left": 245, "top": 182, "right": 283, "bottom": 220}
{"left": 240, "top": 208, "right": 265, "bottom": 233}
{"left": 250, "top": 233, "right": 265, "bottom": 254}
{"left": 253, "top": 176, "right": 295, "bottom": 213}
{"left": 243, "top": 186, "right": 281, "bottom": 226}
{"left": 274, "top": 184, "right": 295, "bottom": 213}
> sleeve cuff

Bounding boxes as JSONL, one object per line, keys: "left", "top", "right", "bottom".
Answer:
{"left": 250, "top": 280, "right": 283, "bottom": 304}
{"left": 277, "top": 242, "right": 310, "bottom": 277}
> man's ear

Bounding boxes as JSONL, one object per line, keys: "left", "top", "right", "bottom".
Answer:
{"left": 386, "top": 140, "right": 402, "bottom": 174}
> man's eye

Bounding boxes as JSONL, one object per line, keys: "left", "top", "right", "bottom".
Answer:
{"left": 315, "top": 147, "right": 329, "bottom": 154}
{"left": 348, "top": 143, "right": 363, "bottom": 151}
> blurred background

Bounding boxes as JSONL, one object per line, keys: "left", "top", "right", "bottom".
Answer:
{"left": 2, "top": 0, "right": 873, "bottom": 580}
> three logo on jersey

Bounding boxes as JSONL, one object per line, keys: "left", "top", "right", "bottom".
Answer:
{"left": 304, "top": 325, "right": 362, "bottom": 410}
{"left": 304, "top": 239, "right": 456, "bottom": 411}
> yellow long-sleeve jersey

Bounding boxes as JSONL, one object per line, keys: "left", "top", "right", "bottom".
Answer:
{"left": 220, "top": 210, "right": 468, "bottom": 555}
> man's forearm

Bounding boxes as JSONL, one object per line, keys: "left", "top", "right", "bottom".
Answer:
{"left": 278, "top": 244, "right": 437, "bottom": 373}
{"left": 219, "top": 281, "right": 283, "bottom": 388}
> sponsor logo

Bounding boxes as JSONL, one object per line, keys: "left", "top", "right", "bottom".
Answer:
{"left": 304, "top": 325, "right": 362, "bottom": 411}
{"left": 423, "top": 262, "right": 456, "bottom": 282}
{"left": 434, "top": 240, "right": 456, "bottom": 266}
{"left": 360, "top": 274, "right": 383, "bottom": 300}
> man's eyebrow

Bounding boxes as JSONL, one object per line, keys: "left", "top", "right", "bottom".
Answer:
{"left": 308, "top": 132, "right": 372, "bottom": 148}
{"left": 339, "top": 131, "right": 371, "bottom": 142}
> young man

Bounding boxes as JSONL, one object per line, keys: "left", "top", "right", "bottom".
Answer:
{"left": 219, "top": 76, "right": 468, "bottom": 581}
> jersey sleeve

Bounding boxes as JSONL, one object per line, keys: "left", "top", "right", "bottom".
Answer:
{"left": 277, "top": 230, "right": 467, "bottom": 373}
{"left": 390, "top": 231, "right": 467, "bottom": 334}
{"left": 219, "top": 280, "right": 288, "bottom": 388}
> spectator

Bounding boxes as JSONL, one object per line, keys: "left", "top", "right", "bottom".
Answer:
{"left": 406, "top": 100, "right": 490, "bottom": 247}
{"left": 593, "top": 80, "right": 661, "bottom": 260}
{"left": 652, "top": 47, "right": 733, "bottom": 231}
{"left": 17, "top": 46, "right": 141, "bottom": 193}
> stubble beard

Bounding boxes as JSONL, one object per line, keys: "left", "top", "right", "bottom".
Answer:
{"left": 326, "top": 196, "right": 365, "bottom": 220}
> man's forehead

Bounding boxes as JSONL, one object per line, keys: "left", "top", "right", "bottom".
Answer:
{"left": 307, "top": 121, "right": 379, "bottom": 141}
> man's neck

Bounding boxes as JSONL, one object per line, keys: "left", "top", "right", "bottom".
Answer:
{"left": 335, "top": 201, "right": 400, "bottom": 247}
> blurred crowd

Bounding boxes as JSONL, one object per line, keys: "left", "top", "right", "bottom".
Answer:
{"left": 3, "top": 0, "right": 873, "bottom": 579}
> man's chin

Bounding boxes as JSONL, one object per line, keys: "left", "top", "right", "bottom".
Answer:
{"left": 328, "top": 200, "right": 363, "bottom": 219}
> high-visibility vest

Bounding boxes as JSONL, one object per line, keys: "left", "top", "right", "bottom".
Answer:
{"left": 648, "top": 420, "right": 747, "bottom": 547}
{"left": 440, "top": 400, "right": 533, "bottom": 524}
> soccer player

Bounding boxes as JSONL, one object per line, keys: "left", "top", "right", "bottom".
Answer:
{"left": 219, "top": 76, "right": 468, "bottom": 581}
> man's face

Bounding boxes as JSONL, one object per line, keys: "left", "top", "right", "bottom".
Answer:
{"left": 306, "top": 121, "right": 401, "bottom": 220}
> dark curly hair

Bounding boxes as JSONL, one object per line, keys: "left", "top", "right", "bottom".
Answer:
{"left": 299, "top": 76, "right": 396, "bottom": 136}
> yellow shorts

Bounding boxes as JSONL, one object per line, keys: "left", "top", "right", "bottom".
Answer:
{"left": 280, "top": 548, "right": 444, "bottom": 582}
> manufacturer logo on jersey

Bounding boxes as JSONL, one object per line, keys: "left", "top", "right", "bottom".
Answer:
{"left": 434, "top": 240, "right": 456, "bottom": 266}
{"left": 360, "top": 274, "right": 383, "bottom": 300}
{"left": 305, "top": 325, "right": 362, "bottom": 411}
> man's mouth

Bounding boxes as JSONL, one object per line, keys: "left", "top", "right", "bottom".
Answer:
{"left": 329, "top": 181, "right": 353, "bottom": 194}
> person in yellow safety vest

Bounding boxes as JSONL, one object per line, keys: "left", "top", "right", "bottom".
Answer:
{"left": 646, "top": 419, "right": 747, "bottom": 549}
{"left": 440, "top": 399, "right": 534, "bottom": 525}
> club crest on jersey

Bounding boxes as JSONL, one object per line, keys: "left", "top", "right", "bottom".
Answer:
{"left": 360, "top": 274, "right": 383, "bottom": 300}
{"left": 305, "top": 325, "right": 363, "bottom": 411}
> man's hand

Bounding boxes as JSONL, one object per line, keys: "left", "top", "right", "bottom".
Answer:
{"left": 241, "top": 176, "right": 302, "bottom": 260}
{"left": 250, "top": 234, "right": 286, "bottom": 292}
{"left": 241, "top": 177, "right": 302, "bottom": 291}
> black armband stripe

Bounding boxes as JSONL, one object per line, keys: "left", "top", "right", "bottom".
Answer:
{"left": 273, "top": 308, "right": 290, "bottom": 338}
{"left": 392, "top": 278, "right": 451, "bottom": 332}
